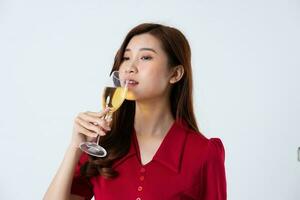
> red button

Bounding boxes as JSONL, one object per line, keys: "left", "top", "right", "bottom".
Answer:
{"left": 140, "top": 167, "right": 146, "bottom": 173}
{"left": 136, "top": 198, "right": 141, "bottom": 200}
{"left": 139, "top": 176, "right": 145, "bottom": 181}
{"left": 138, "top": 186, "right": 143, "bottom": 191}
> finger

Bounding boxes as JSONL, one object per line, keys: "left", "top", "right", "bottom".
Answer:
{"left": 78, "top": 112, "right": 110, "bottom": 130}
{"left": 75, "top": 120, "right": 107, "bottom": 136}
{"left": 75, "top": 116, "right": 107, "bottom": 135}
{"left": 84, "top": 108, "right": 110, "bottom": 118}
{"left": 75, "top": 121, "right": 99, "bottom": 138}
{"left": 96, "top": 118, "right": 111, "bottom": 132}
{"left": 84, "top": 113, "right": 111, "bottom": 131}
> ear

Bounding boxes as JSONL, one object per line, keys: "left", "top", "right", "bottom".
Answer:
{"left": 169, "top": 65, "right": 184, "bottom": 84}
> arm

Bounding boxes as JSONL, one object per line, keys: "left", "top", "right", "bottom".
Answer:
{"left": 43, "top": 109, "right": 111, "bottom": 200}
{"left": 201, "top": 138, "right": 227, "bottom": 200}
{"left": 43, "top": 146, "right": 83, "bottom": 200}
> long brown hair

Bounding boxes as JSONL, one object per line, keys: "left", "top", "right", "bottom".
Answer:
{"left": 81, "top": 23, "right": 200, "bottom": 179}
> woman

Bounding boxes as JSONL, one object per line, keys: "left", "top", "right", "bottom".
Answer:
{"left": 44, "top": 23, "right": 227, "bottom": 200}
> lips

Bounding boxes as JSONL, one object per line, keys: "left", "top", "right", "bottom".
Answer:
{"left": 128, "top": 80, "right": 138, "bottom": 84}
{"left": 125, "top": 79, "right": 138, "bottom": 88}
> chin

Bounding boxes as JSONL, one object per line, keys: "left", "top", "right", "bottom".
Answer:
{"left": 125, "top": 93, "right": 146, "bottom": 101}
{"left": 125, "top": 96, "right": 136, "bottom": 101}
{"left": 125, "top": 91, "right": 137, "bottom": 101}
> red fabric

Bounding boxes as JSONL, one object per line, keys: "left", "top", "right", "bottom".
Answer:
{"left": 71, "top": 121, "right": 227, "bottom": 200}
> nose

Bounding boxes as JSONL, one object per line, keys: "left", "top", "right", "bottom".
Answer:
{"left": 124, "top": 63, "right": 137, "bottom": 74}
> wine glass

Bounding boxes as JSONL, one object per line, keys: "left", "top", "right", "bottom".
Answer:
{"left": 79, "top": 71, "right": 128, "bottom": 157}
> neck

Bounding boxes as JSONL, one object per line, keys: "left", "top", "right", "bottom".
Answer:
{"left": 134, "top": 97, "right": 174, "bottom": 138}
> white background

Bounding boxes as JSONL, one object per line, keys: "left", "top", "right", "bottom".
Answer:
{"left": 0, "top": 0, "right": 299, "bottom": 199}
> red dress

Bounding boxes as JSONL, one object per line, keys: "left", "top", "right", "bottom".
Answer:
{"left": 71, "top": 121, "right": 227, "bottom": 200}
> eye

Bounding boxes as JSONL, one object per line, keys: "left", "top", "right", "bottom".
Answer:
{"left": 122, "top": 57, "right": 130, "bottom": 61}
{"left": 141, "top": 56, "right": 152, "bottom": 60}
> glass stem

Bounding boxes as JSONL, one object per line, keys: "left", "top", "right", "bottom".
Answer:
{"left": 96, "top": 134, "right": 101, "bottom": 144}
{"left": 96, "top": 111, "right": 112, "bottom": 145}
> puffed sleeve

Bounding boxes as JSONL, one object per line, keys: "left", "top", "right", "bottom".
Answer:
{"left": 70, "top": 152, "right": 94, "bottom": 200}
{"left": 201, "top": 138, "right": 227, "bottom": 200}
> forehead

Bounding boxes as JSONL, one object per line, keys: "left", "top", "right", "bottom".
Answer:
{"left": 126, "top": 33, "right": 162, "bottom": 52}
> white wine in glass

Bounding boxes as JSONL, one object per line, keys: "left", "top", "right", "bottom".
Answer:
{"left": 79, "top": 71, "right": 128, "bottom": 157}
{"left": 102, "top": 86, "right": 128, "bottom": 113}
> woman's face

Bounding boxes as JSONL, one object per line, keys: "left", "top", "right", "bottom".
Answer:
{"left": 119, "top": 33, "right": 173, "bottom": 101}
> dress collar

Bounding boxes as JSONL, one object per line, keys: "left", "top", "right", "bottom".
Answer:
{"left": 149, "top": 120, "right": 188, "bottom": 173}
{"left": 113, "top": 120, "right": 189, "bottom": 173}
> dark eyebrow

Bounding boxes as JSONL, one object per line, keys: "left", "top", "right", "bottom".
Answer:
{"left": 125, "top": 48, "right": 157, "bottom": 54}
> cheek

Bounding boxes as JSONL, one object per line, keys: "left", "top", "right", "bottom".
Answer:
{"left": 126, "top": 72, "right": 170, "bottom": 101}
{"left": 118, "top": 64, "right": 127, "bottom": 74}
{"left": 145, "top": 61, "right": 168, "bottom": 79}
{"left": 146, "top": 71, "right": 170, "bottom": 93}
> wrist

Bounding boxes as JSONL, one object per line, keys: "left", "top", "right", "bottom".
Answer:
{"left": 67, "top": 142, "right": 82, "bottom": 154}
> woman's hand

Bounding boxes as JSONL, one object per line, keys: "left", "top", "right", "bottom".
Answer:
{"left": 70, "top": 108, "right": 111, "bottom": 149}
